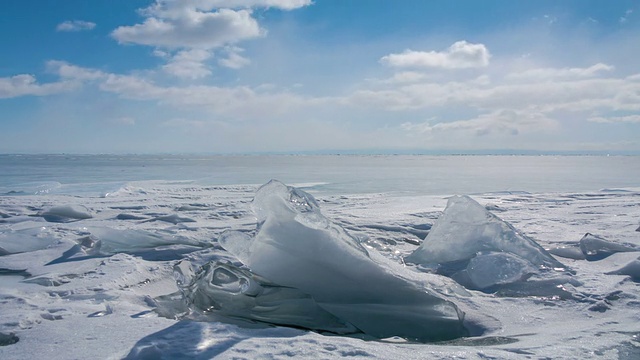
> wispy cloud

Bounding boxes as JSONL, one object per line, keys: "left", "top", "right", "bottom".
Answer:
{"left": 401, "top": 110, "right": 558, "bottom": 137}
{"left": 620, "top": 9, "right": 633, "bottom": 24}
{"left": 56, "top": 20, "right": 96, "bottom": 32}
{"left": 506, "top": 63, "right": 614, "bottom": 81}
{"left": 588, "top": 115, "right": 640, "bottom": 124}
{"left": 218, "top": 47, "right": 251, "bottom": 69}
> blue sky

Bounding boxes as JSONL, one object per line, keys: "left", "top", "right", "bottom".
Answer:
{"left": 1, "top": 0, "right": 639, "bottom": 154}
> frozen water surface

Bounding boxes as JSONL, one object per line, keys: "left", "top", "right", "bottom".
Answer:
{"left": 0, "top": 155, "right": 639, "bottom": 359}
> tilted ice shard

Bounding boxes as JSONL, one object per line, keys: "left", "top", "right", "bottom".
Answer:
{"left": 606, "top": 256, "right": 640, "bottom": 282}
{"left": 218, "top": 180, "right": 467, "bottom": 342}
{"left": 406, "top": 195, "right": 565, "bottom": 271}
{"left": 579, "top": 233, "right": 639, "bottom": 261}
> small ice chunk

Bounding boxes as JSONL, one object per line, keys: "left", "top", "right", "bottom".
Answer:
{"left": 547, "top": 245, "right": 586, "bottom": 260}
{"left": 0, "top": 332, "right": 19, "bottom": 346}
{"left": 455, "top": 252, "right": 537, "bottom": 290}
{"left": 579, "top": 233, "right": 639, "bottom": 261}
{"left": 40, "top": 205, "right": 92, "bottom": 223}
{"left": 606, "top": 257, "right": 640, "bottom": 282}
{"left": 116, "top": 213, "right": 148, "bottom": 221}
{"left": 88, "top": 304, "right": 114, "bottom": 318}
{"left": 147, "top": 214, "right": 196, "bottom": 224}
{"left": 406, "top": 195, "right": 565, "bottom": 271}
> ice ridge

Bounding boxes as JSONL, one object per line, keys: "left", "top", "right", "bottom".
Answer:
{"left": 183, "top": 180, "right": 468, "bottom": 342}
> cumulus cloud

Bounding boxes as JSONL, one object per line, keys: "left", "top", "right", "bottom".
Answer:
{"left": 112, "top": 8, "right": 263, "bottom": 48}
{"left": 110, "top": 0, "right": 312, "bottom": 76}
{"left": 0, "top": 74, "right": 77, "bottom": 98}
{"left": 111, "top": 0, "right": 311, "bottom": 49}
{"left": 162, "top": 49, "right": 213, "bottom": 79}
{"left": 380, "top": 41, "right": 491, "bottom": 69}
{"left": 56, "top": 20, "right": 96, "bottom": 32}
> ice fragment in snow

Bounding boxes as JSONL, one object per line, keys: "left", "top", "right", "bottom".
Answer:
{"left": 0, "top": 332, "right": 19, "bottom": 346}
{"left": 406, "top": 195, "right": 565, "bottom": 271}
{"left": 145, "top": 214, "right": 196, "bottom": 224}
{"left": 39, "top": 205, "right": 92, "bottom": 223}
{"left": 452, "top": 252, "right": 537, "bottom": 290}
{"left": 547, "top": 244, "right": 586, "bottom": 260}
{"left": 0, "top": 227, "right": 59, "bottom": 255}
{"left": 115, "top": 213, "right": 148, "bottom": 221}
{"left": 213, "top": 180, "right": 468, "bottom": 342}
{"left": 606, "top": 257, "right": 640, "bottom": 282}
{"left": 179, "top": 261, "right": 358, "bottom": 334}
{"left": 47, "top": 228, "right": 206, "bottom": 264}
{"left": 84, "top": 227, "right": 202, "bottom": 254}
{"left": 579, "top": 233, "right": 639, "bottom": 261}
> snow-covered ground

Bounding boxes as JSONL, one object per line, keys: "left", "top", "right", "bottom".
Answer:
{"left": 1, "top": 178, "right": 639, "bottom": 359}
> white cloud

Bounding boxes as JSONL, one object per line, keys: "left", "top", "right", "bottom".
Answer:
{"left": 145, "top": 0, "right": 312, "bottom": 15}
{"left": 367, "top": 71, "right": 430, "bottom": 85}
{"left": 218, "top": 47, "right": 251, "bottom": 69}
{"left": 111, "top": 0, "right": 312, "bottom": 78}
{"left": 402, "top": 110, "right": 558, "bottom": 137}
{"left": 94, "top": 69, "right": 325, "bottom": 118}
{"left": 0, "top": 74, "right": 77, "bottom": 98}
{"left": 350, "top": 63, "right": 640, "bottom": 114}
{"left": 588, "top": 115, "right": 640, "bottom": 124}
{"left": 380, "top": 41, "right": 491, "bottom": 69}
{"left": 46, "top": 60, "right": 106, "bottom": 80}
{"left": 56, "top": 20, "right": 96, "bottom": 32}
{"left": 162, "top": 49, "right": 213, "bottom": 79}
{"left": 112, "top": 8, "right": 263, "bottom": 49}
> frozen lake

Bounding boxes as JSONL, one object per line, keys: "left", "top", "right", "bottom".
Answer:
{"left": 1, "top": 154, "right": 639, "bottom": 359}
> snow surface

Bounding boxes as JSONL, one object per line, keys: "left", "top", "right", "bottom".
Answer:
{"left": 1, "top": 179, "right": 640, "bottom": 359}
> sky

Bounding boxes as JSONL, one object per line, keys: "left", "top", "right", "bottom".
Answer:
{"left": 1, "top": 0, "right": 639, "bottom": 154}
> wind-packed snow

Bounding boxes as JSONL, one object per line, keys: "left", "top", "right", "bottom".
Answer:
{"left": 1, "top": 162, "right": 640, "bottom": 359}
